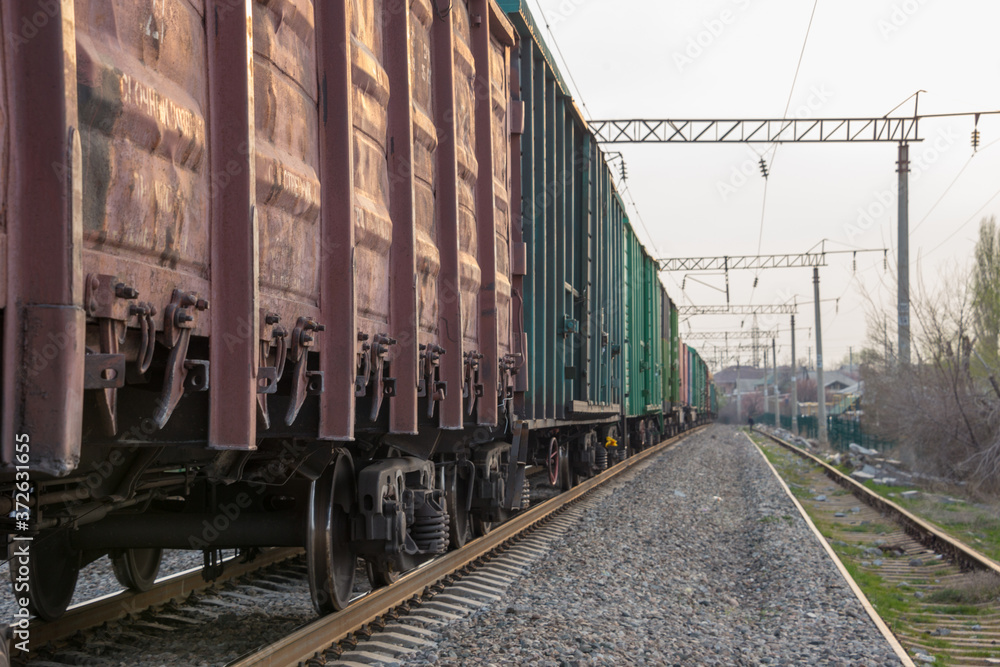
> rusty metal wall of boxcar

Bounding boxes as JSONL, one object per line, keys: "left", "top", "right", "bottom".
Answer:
{"left": 254, "top": 0, "right": 323, "bottom": 333}
{"left": 453, "top": 3, "right": 481, "bottom": 353}
{"left": 76, "top": 0, "right": 211, "bottom": 329}
{"left": 1, "top": 0, "right": 515, "bottom": 475}
{"left": 490, "top": 35, "right": 512, "bottom": 362}
{"left": 410, "top": 0, "right": 442, "bottom": 349}
{"left": 351, "top": 1, "right": 392, "bottom": 339}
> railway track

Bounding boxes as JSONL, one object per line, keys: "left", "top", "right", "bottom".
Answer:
{"left": 755, "top": 428, "right": 1000, "bottom": 666}
{"left": 6, "top": 547, "right": 303, "bottom": 664}
{"left": 226, "top": 427, "right": 706, "bottom": 667}
{"left": 2, "top": 442, "right": 689, "bottom": 666}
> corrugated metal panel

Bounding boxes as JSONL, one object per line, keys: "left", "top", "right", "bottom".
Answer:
{"left": 622, "top": 220, "right": 661, "bottom": 419}
{"left": 509, "top": 3, "right": 626, "bottom": 424}
{"left": 670, "top": 302, "right": 680, "bottom": 404}
{"left": 254, "top": 0, "right": 322, "bottom": 332}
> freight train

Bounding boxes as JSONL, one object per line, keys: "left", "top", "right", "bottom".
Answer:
{"left": 0, "top": 0, "right": 713, "bottom": 621}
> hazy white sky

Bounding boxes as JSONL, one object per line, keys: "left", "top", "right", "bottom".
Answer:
{"left": 530, "top": 0, "right": 1000, "bottom": 371}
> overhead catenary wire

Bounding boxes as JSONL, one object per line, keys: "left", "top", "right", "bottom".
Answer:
{"left": 749, "top": 0, "right": 821, "bottom": 306}
{"left": 925, "top": 185, "right": 1000, "bottom": 258}
{"left": 911, "top": 155, "right": 974, "bottom": 234}
{"left": 913, "top": 135, "right": 1000, "bottom": 235}
{"left": 529, "top": 0, "right": 590, "bottom": 117}
{"left": 621, "top": 181, "right": 660, "bottom": 256}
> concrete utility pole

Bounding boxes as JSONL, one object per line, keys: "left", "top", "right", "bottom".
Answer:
{"left": 736, "top": 361, "right": 742, "bottom": 424}
{"left": 773, "top": 337, "right": 779, "bottom": 427}
{"left": 763, "top": 347, "right": 768, "bottom": 421}
{"left": 790, "top": 314, "right": 798, "bottom": 434}
{"left": 897, "top": 142, "right": 911, "bottom": 365}
{"left": 813, "top": 268, "right": 827, "bottom": 443}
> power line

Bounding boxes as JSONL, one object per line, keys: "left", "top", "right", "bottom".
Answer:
{"left": 911, "top": 155, "right": 974, "bottom": 234}
{"left": 924, "top": 185, "right": 1000, "bottom": 258}
{"left": 913, "top": 135, "right": 1000, "bottom": 235}
{"left": 529, "top": 0, "right": 590, "bottom": 117}
{"left": 752, "top": 0, "right": 821, "bottom": 303}
{"left": 621, "top": 181, "right": 659, "bottom": 256}
{"left": 780, "top": 0, "right": 822, "bottom": 125}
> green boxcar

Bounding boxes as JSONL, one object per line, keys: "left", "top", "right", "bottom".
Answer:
{"left": 660, "top": 287, "right": 682, "bottom": 435}
{"left": 502, "top": 0, "right": 714, "bottom": 482}
{"left": 624, "top": 226, "right": 663, "bottom": 418}
{"left": 623, "top": 219, "right": 663, "bottom": 448}
{"left": 504, "top": 1, "right": 626, "bottom": 431}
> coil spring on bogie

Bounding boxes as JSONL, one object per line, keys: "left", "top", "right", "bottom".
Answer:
{"left": 595, "top": 443, "right": 608, "bottom": 471}
{"left": 410, "top": 494, "right": 450, "bottom": 554}
{"left": 521, "top": 477, "right": 531, "bottom": 510}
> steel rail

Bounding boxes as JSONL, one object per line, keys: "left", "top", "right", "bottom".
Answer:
{"left": 228, "top": 426, "right": 708, "bottom": 667}
{"left": 8, "top": 547, "right": 303, "bottom": 656}
{"left": 759, "top": 430, "right": 1000, "bottom": 575}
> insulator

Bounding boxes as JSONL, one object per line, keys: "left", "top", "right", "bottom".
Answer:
{"left": 852, "top": 251, "right": 857, "bottom": 272}
{"left": 883, "top": 250, "right": 888, "bottom": 272}
{"left": 621, "top": 162, "right": 628, "bottom": 180}
{"left": 758, "top": 157, "right": 769, "bottom": 179}
{"left": 682, "top": 277, "right": 686, "bottom": 290}
{"left": 753, "top": 276, "right": 759, "bottom": 288}
{"left": 972, "top": 129, "right": 981, "bottom": 152}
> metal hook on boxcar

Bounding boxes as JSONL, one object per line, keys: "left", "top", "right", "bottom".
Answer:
{"left": 139, "top": 310, "right": 156, "bottom": 375}
{"left": 285, "top": 317, "right": 325, "bottom": 426}
{"left": 256, "top": 325, "right": 288, "bottom": 431}
{"left": 430, "top": 0, "right": 452, "bottom": 20}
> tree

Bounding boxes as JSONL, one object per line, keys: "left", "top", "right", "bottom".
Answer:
{"left": 973, "top": 216, "right": 1000, "bottom": 371}
{"left": 797, "top": 377, "right": 818, "bottom": 403}
{"left": 860, "top": 265, "right": 1000, "bottom": 495}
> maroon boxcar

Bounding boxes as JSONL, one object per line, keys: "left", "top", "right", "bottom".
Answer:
{"left": 1, "top": 0, "right": 522, "bottom": 621}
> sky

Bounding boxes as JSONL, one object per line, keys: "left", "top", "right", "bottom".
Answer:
{"left": 528, "top": 0, "right": 1000, "bottom": 372}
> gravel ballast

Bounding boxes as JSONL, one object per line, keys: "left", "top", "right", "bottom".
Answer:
{"left": 402, "top": 425, "right": 904, "bottom": 666}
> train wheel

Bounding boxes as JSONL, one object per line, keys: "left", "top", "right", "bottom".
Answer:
{"left": 473, "top": 517, "right": 492, "bottom": 537}
{"left": 111, "top": 547, "right": 163, "bottom": 591}
{"left": 307, "top": 452, "right": 357, "bottom": 614}
{"left": 15, "top": 529, "right": 80, "bottom": 621}
{"left": 559, "top": 446, "right": 572, "bottom": 491}
{"left": 446, "top": 463, "right": 473, "bottom": 548}
{"left": 365, "top": 558, "right": 399, "bottom": 588}
{"left": 472, "top": 449, "right": 506, "bottom": 538}
{"left": 546, "top": 437, "right": 561, "bottom": 486}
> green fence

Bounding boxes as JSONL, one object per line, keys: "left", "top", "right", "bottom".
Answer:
{"left": 798, "top": 416, "right": 818, "bottom": 439}
{"left": 756, "top": 413, "right": 818, "bottom": 439}
{"left": 757, "top": 412, "right": 812, "bottom": 436}
{"left": 826, "top": 416, "right": 894, "bottom": 452}
{"left": 755, "top": 413, "right": 890, "bottom": 451}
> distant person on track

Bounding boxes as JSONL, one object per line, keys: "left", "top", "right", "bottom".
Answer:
{"left": 748, "top": 416, "right": 754, "bottom": 430}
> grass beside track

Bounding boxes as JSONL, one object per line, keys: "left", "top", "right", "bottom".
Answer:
{"left": 751, "top": 429, "right": 1000, "bottom": 667}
